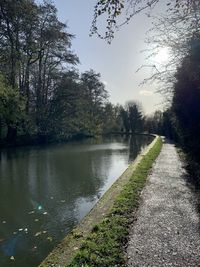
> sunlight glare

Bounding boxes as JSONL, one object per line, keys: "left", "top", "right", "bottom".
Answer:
{"left": 154, "top": 47, "right": 169, "bottom": 63}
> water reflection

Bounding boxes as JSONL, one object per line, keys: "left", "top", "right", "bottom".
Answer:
{"left": 0, "top": 135, "right": 152, "bottom": 267}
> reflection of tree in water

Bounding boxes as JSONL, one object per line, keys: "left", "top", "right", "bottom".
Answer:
{"left": 0, "top": 135, "right": 153, "bottom": 267}
{"left": 0, "top": 142, "right": 114, "bottom": 226}
{"left": 128, "top": 135, "right": 153, "bottom": 162}
{"left": 0, "top": 143, "right": 114, "bottom": 267}
{"left": 129, "top": 135, "right": 141, "bottom": 162}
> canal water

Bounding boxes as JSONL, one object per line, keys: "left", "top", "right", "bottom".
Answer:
{"left": 0, "top": 135, "right": 153, "bottom": 267}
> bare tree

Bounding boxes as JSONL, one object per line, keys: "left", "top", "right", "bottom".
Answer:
{"left": 135, "top": 0, "right": 200, "bottom": 103}
{"left": 91, "top": 0, "right": 199, "bottom": 43}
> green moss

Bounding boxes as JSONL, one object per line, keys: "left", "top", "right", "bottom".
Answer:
{"left": 67, "top": 137, "right": 162, "bottom": 267}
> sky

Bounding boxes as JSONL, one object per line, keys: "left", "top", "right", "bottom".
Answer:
{"left": 53, "top": 0, "right": 167, "bottom": 115}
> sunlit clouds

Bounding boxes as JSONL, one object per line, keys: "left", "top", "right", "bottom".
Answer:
{"left": 139, "top": 90, "right": 153, "bottom": 96}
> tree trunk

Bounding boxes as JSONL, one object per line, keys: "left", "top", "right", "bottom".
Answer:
{"left": 6, "top": 124, "right": 17, "bottom": 143}
{"left": 25, "top": 59, "right": 31, "bottom": 113}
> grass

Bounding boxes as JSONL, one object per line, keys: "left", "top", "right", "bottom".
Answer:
{"left": 67, "top": 137, "right": 163, "bottom": 267}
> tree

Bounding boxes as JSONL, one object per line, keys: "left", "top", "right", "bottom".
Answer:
{"left": 102, "top": 103, "right": 123, "bottom": 133}
{"left": 0, "top": 74, "right": 25, "bottom": 142}
{"left": 172, "top": 44, "right": 200, "bottom": 161}
{"left": 120, "top": 101, "right": 143, "bottom": 134}
{"left": 47, "top": 69, "right": 82, "bottom": 139}
{"left": 47, "top": 68, "right": 111, "bottom": 140}
{"left": 92, "top": 0, "right": 198, "bottom": 43}
{"left": 0, "top": 0, "right": 79, "bottom": 141}
{"left": 144, "top": 110, "right": 163, "bottom": 134}
{"left": 126, "top": 101, "right": 143, "bottom": 133}
{"left": 120, "top": 106, "right": 130, "bottom": 133}
{"left": 0, "top": 0, "right": 40, "bottom": 91}
{"left": 80, "top": 69, "right": 108, "bottom": 135}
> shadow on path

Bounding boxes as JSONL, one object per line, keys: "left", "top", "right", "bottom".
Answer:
{"left": 180, "top": 151, "right": 200, "bottom": 233}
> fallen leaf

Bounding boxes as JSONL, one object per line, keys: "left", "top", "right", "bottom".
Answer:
{"left": 35, "top": 232, "right": 42, "bottom": 237}
{"left": 31, "top": 246, "right": 37, "bottom": 252}
{"left": 28, "top": 211, "right": 35, "bottom": 214}
{"left": 47, "top": 236, "right": 53, "bottom": 241}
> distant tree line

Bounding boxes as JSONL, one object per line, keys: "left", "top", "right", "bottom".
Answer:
{"left": 120, "top": 101, "right": 143, "bottom": 134}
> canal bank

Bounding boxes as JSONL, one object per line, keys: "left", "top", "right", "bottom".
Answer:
{"left": 0, "top": 134, "right": 152, "bottom": 267}
{"left": 38, "top": 135, "right": 162, "bottom": 267}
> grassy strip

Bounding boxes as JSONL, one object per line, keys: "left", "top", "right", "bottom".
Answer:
{"left": 67, "top": 137, "right": 162, "bottom": 267}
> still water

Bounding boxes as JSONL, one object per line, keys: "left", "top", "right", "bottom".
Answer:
{"left": 0, "top": 135, "right": 152, "bottom": 267}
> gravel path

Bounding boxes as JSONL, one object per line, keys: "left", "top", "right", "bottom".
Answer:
{"left": 127, "top": 141, "right": 200, "bottom": 267}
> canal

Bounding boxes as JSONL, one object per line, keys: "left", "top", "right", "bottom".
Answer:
{"left": 0, "top": 135, "right": 152, "bottom": 267}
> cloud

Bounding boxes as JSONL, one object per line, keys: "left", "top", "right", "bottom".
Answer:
{"left": 139, "top": 90, "right": 153, "bottom": 96}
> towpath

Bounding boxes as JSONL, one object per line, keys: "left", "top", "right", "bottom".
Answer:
{"left": 127, "top": 140, "right": 200, "bottom": 267}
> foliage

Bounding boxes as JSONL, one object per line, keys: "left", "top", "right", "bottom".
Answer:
{"left": 120, "top": 101, "right": 144, "bottom": 133}
{"left": 102, "top": 103, "right": 123, "bottom": 134}
{"left": 172, "top": 43, "right": 200, "bottom": 161}
{"left": 80, "top": 69, "right": 109, "bottom": 135}
{"left": 126, "top": 101, "right": 143, "bottom": 133}
{"left": 144, "top": 110, "right": 163, "bottom": 135}
{"left": 0, "top": 0, "right": 79, "bottom": 141}
{"left": 46, "top": 70, "right": 82, "bottom": 139}
{"left": 46, "top": 69, "right": 111, "bottom": 139}
{"left": 0, "top": 75, "right": 26, "bottom": 142}
{"left": 68, "top": 137, "right": 162, "bottom": 267}
{"left": 120, "top": 106, "right": 130, "bottom": 133}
